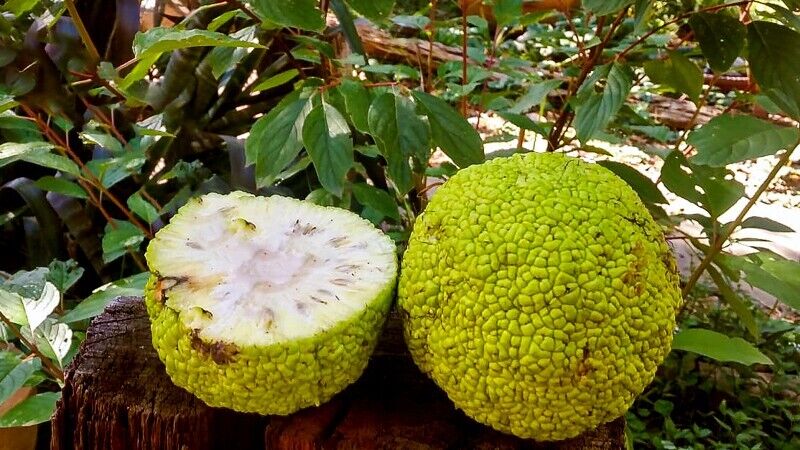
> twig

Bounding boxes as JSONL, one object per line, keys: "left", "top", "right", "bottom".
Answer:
{"left": 681, "top": 135, "right": 800, "bottom": 297}
{"left": 64, "top": 0, "right": 100, "bottom": 63}
{"left": 426, "top": 0, "right": 438, "bottom": 92}
{"left": 460, "top": 4, "right": 468, "bottom": 116}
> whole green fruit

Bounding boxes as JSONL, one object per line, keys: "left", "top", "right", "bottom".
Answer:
{"left": 398, "top": 152, "right": 681, "bottom": 440}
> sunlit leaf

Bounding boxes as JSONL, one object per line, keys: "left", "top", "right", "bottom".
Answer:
{"left": 0, "top": 392, "right": 60, "bottom": 427}
{"left": 127, "top": 192, "right": 160, "bottom": 224}
{"left": 60, "top": 272, "right": 149, "bottom": 323}
{"left": 248, "top": 0, "right": 325, "bottom": 31}
{"left": 672, "top": 328, "right": 772, "bottom": 365}
{"left": 412, "top": 91, "right": 483, "bottom": 168}
{"left": 644, "top": 51, "right": 703, "bottom": 102}
{"left": 688, "top": 115, "right": 799, "bottom": 167}
{"left": 574, "top": 63, "right": 633, "bottom": 143}
{"left": 302, "top": 102, "right": 354, "bottom": 197}
{"left": 34, "top": 176, "right": 87, "bottom": 199}
{"left": 346, "top": 0, "right": 394, "bottom": 21}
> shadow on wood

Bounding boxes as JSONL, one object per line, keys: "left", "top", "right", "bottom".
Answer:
{"left": 51, "top": 297, "right": 625, "bottom": 450}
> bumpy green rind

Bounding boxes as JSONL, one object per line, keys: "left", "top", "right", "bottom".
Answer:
{"left": 398, "top": 152, "right": 681, "bottom": 441}
{"left": 145, "top": 274, "right": 395, "bottom": 415}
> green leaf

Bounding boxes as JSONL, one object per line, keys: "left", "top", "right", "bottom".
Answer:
{"left": 368, "top": 93, "right": 430, "bottom": 194}
{"left": 251, "top": 69, "right": 300, "bottom": 92}
{"left": 717, "top": 252, "right": 800, "bottom": 310}
{"left": 86, "top": 151, "right": 146, "bottom": 188}
{"left": 661, "top": 151, "right": 744, "bottom": 217}
{"left": 672, "top": 328, "right": 772, "bottom": 366}
{"left": 688, "top": 115, "right": 800, "bottom": 167}
{"left": 346, "top": 0, "right": 394, "bottom": 21}
{"left": 101, "top": 220, "right": 145, "bottom": 264}
{"left": 689, "top": 12, "right": 746, "bottom": 73}
{"left": 79, "top": 131, "right": 123, "bottom": 154}
{"left": 249, "top": 0, "right": 325, "bottom": 31}
{"left": 706, "top": 265, "right": 758, "bottom": 339}
{"left": 496, "top": 111, "right": 548, "bottom": 136}
{"left": 33, "top": 320, "right": 72, "bottom": 368}
{"left": 737, "top": 216, "right": 795, "bottom": 233}
{"left": 208, "top": 26, "right": 259, "bottom": 79}
{"left": 352, "top": 183, "right": 400, "bottom": 221}
{"left": 748, "top": 21, "right": 800, "bottom": 119}
{"left": 644, "top": 51, "right": 703, "bottom": 102}
{"left": 46, "top": 260, "right": 83, "bottom": 293}
{"left": 596, "top": 161, "right": 667, "bottom": 205}
{"left": 494, "top": 0, "right": 522, "bottom": 28}
{"left": 0, "top": 94, "right": 18, "bottom": 114}
{"left": 0, "top": 392, "right": 60, "bottom": 427}
{"left": 2, "top": 0, "right": 40, "bottom": 15}
{"left": 412, "top": 91, "right": 483, "bottom": 168}
{"left": 574, "top": 63, "right": 633, "bottom": 143}
{"left": 0, "top": 282, "right": 59, "bottom": 331}
{"left": 61, "top": 273, "right": 149, "bottom": 324}
{"left": 302, "top": 103, "right": 354, "bottom": 197}
{"left": 34, "top": 176, "right": 87, "bottom": 199}
{"left": 583, "top": 0, "right": 634, "bottom": 16}
{"left": 0, "top": 142, "right": 82, "bottom": 177}
{"left": 127, "top": 193, "right": 160, "bottom": 224}
{"left": 338, "top": 79, "right": 371, "bottom": 133}
{"left": 0, "top": 358, "right": 41, "bottom": 406}
{"left": 246, "top": 97, "right": 311, "bottom": 188}
{"left": 507, "top": 79, "right": 561, "bottom": 114}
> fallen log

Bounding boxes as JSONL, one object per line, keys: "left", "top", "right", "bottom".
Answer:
{"left": 51, "top": 296, "right": 625, "bottom": 449}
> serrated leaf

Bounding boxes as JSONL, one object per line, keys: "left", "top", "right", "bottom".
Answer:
{"left": 596, "top": 161, "right": 667, "bottom": 205}
{"left": 368, "top": 93, "right": 430, "bottom": 194}
{"left": 0, "top": 392, "right": 60, "bottom": 427}
{"left": 251, "top": 69, "right": 300, "bottom": 92}
{"left": 688, "top": 115, "right": 800, "bottom": 167}
{"left": 412, "top": 91, "right": 483, "bottom": 168}
{"left": 583, "top": 0, "right": 634, "bottom": 16}
{"left": 672, "top": 328, "right": 772, "bottom": 365}
{"left": 302, "top": 103, "right": 354, "bottom": 197}
{"left": 101, "top": 221, "right": 145, "bottom": 264}
{"left": 689, "top": 12, "right": 746, "bottom": 73}
{"left": 507, "top": 79, "right": 561, "bottom": 114}
{"left": 246, "top": 97, "right": 311, "bottom": 188}
{"left": 346, "top": 0, "right": 394, "bottom": 21}
{"left": 127, "top": 192, "right": 160, "bottom": 224}
{"left": 338, "top": 79, "right": 371, "bottom": 133}
{"left": 574, "top": 63, "right": 633, "bottom": 143}
{"left": 644, "top": 51, "right": 703, "bottom": 102}
{"left": 737, "top": 216, "right": 795, "bottom": 233}
{"left": 352, "top": 183, "right": 400, "bottom": 221}
{"left": 748, "top": 21, "right": 800, "bottom": 120}
{"left": 249, "top": 0, "right": 325, "bottom": 31}
{"left": 34, "top": 176, "right": 87, "bottom": 199}
{"left": 0, "top": 359, "right": 40, "bottom": 408}
{"left": 60, "top": 272, "right": 149, "bottom": 324}
{"left": 706, "top": 265, "right": 758, "bottom": 339}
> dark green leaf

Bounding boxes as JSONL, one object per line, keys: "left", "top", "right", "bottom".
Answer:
{"left": 127, "top": 193, "right": 160, "bottom": 224}
{"left": 583, "top": 0, "right": 634, "bottom": 16}
{"left": 707, "top": 265, "right": 758, "bottom": 339}
{"left": 249, "top": 0, "right": 325, "bottom": 31}
{"left": 101, "top": 220, "right": 145, "bottom": 264}
{"left": 507, "top": 79, "right": 561, "bottom": 114}
{"left": 597, "top": 161, "right": 667, "bottom": 205}
{"left": 717, "top": 252, "right": 800, "bottom": 310}
{"left": 689, "top": 12, "right": 746, "bottom": 73}
{"left": 132, "top": 27, "right": 263, "bottom": 58}
{"left": 0, "top": 142, "right": 80, "bottom": 177}
{"left": 672, "top": 328, "right": 772, "bottom": 365}
{"left": 494, "top": 0, "right": 522, "bottom": 28}
{"left": 748, "top": 21, "right": 800, "bottom": 119}
{"left": 0, "top": 358, "right": 40, "bottom": 406}
{"left": 688, "top": 115, "right": 800, "bottom": 166}
{"left": 46, "top": 260, "right": 83, "bottom": 293}
{"left": 0, "top": 392, "right": 60, "bottom": 427}
{"left": 346, "top": 0, "right": 394, "bottom": 21}
{"left": 251, "top": 69, "right": 300, "bottom": 92}
{"left": 496, "top": 111, "right": 548, "bottom": 136}
{"left": 368, "top": 93, "right": 430, "bottom": 194}
{"left": 61, "top": 273, "right": 149, "bottom": 323}
{"left": 2, "top": 0, "right": 40, "bottom": 15}
{"left": 412, "top": 91, "right": 483, "bottom": 168}
{"left": 644, "top": 51, "right": 703, "bottom": 102}
{"left": 34, "top": 176, "right": 87, "bottom": 199}
{"left": 79, "top": 132, "right": 123, "bottom": 154}
{"left": 574, "top": 63, "right": 633, "bottom": 143}
{"left": 246, "top": 97, "right": 311, "bottom": 188}
{"left": 633, "top": 0, "right": 654, "bottom": 34}
{"left": 338, "top": 79, "right": 371, "bottom": 133}
{"left": 737, "top": 216, "right": 795, "bottom": 233}
{"left": 352, "top": 183, "right": 400, "bottom": 221}
{"left": 661, "top": 151, "right": 744, "bottom": 217}
{"left": 302, "top": 103, "right": 354, "bottom": 197}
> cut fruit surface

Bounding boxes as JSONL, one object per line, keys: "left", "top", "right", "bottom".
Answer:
{"left": 144, "top": 192, "right": 397, "bottom": 415}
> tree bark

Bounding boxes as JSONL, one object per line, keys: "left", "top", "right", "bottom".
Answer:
{"left": 51, "top": 296, "right": 625, "bottom": 450}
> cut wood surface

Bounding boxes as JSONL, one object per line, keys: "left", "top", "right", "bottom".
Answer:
{"left": 51, "top": 296, "right": 625, "bottom": 450}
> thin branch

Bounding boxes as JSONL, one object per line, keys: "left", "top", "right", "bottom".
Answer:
{"left": 460, "top": 4, "right": 468, "bottom": 116}
{"left": 426, "top": 0, "right": 438, "bottom": 92}
{"left": 64, "top": 0, "right": 101, "bottom": 63}
{"left": 0, "top": 312, "right": 65, "bottom": 382}
{"left": 681, "top": 136, "right": 800, "bottom": 297}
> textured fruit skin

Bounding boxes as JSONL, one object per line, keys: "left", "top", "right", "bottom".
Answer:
{"left": 145, "top": 274, "right": 395, "bottom": 415}
{"left": 398, "top": 152, "right": 681, "bottom": 441}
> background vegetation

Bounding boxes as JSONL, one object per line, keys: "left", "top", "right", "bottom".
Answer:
{"left": 0, "top": 0, "right": 798, "bottom": 447}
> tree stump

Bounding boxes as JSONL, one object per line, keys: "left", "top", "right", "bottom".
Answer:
{"left": 51, "top": 297, "right": 625, "bottom": 450}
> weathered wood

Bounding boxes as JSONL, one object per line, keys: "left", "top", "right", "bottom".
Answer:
{"left": 52, "top": 297, "right": 625, "bottom": 450}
